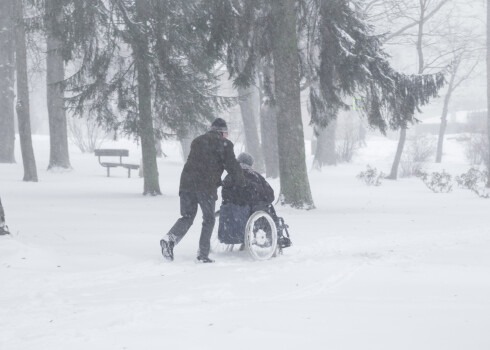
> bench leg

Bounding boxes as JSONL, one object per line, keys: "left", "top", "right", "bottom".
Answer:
{"left": 128, "top": 168, "right": 131, "bottom": 178}
{"left": 107, "top": 167, "right": 110, "bottom": 177}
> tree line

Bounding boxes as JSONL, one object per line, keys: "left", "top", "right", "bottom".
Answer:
{"left": 2, "top": 0, "right": 487, "bottom": 208}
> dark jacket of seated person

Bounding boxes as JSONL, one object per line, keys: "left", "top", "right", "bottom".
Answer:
{"left": 218, "top": 152, "right": 274, "bottom": 244}
{"left": 222, "top": 153, "right": 274, "bottom": 209}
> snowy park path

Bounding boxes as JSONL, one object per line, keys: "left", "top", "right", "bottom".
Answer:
{"left": 1, "top": 136, "right": 489, "bottom": 350}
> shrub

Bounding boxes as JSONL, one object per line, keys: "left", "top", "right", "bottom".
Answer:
{"left": 456, "top": 168, "right": 490, "bottom": 198}
{"left": 68, "top": 116, "right": 107, "bottom": 153}
{"left": 357, "top": 165, "right": 385, "bottom": 186}
{"left": 336, "top": 129, "right": 360, "bottom": 163}
{"left": 418, "top": 170, "right": 453, "bottom": 193}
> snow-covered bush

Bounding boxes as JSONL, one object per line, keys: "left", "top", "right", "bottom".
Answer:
{"left": 456, "top": 168, "right": 485, "bottom": 188}
{"left": 68, "top": 116, "right": 107, "bottom": 153}
{"left": 418, "top": 170, "right": 453, "bottom": 193}
{"left": 400, "top": 135, "right": 435, "bottom": 177}
{"left": 357, "top": 165, "right": 385, "bottom": 186}
{"left": 456, "top": 168, "right": 490, "bottom": 198}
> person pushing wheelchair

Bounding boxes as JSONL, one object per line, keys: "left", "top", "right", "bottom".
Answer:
{"left": 160, "top": 118, "right": 244, "bottom": 263}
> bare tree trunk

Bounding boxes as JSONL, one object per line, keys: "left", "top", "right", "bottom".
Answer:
{"left": 388, "top": 2, "right": 425, "bottom": 180}
{"left": 155, "top": 138, "right": 163, "bottom": 158}
{"left": 436, "top": 74, "right": 455, "bottom": 163}
{"left": 388, "top": 127, "right": 407, "bottom": 179}
{"left": 237, "top": 84, "right": 265, "bottom": 173}
{"left": 135, "top": 0, "right": 161, "bottom": 195}
{"left": 271, "top": 0, "right": 314, "bottom": 208}
{"left": 487, "top": 0, "right": 490, "bottom": 187}
{"left": 416, "top": 3, "right": 425, "bottom": 74}
{"left": 0, "top": 0, "right": 16, "bottom": 163}
{"left": 260, "top": 103, "right": 279, "bottom": 178}
{"left": 46, "top": 0, "right": 70, "bottom": 169}
{"left": 258, "top": 63, "right": 279, "bottom": 178}
{"left": 313, "top": 119, "right": 337, "bottom": 168}
{"left": 14, "top": 0, "right": 37, "bottom": 182}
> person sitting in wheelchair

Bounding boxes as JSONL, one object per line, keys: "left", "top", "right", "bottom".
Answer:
{"left": 223, "top": 152, "right": 274, "bottom": 210}
{"left": 218, "top": 152, "right": 291, "bottom": 249}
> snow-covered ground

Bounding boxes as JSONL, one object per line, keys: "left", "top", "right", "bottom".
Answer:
{"left": 1, "top": 134, "right": 489, "bottom": 350}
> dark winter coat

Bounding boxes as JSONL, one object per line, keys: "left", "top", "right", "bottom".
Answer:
{"left": 218, "top": 165, "right": 274, "bottom": 244}
{"left": 179, "top": 130, "right": 244, "bottom": 200}
{"left": 222, "top": 164, "right": 274, "bottom": 208}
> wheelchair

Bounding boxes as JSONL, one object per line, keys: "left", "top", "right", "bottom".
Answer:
{"left": 214, "top": 203, "right": 292, "bottom": 260}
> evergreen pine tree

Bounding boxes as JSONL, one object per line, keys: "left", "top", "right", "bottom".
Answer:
{"left": 14, "top": 0, "right": 38, "bottom": 182}
{"left": 45, "top": 0, "right": 71, "bottom": 170}
{"left": 207, "top": 0, "right": 445, "bottom": 206}
{"left": 208, "top": 0, "right": 315, "bottom": 208}
{"left": 54, "top": 0, "right": 230, "bottom": 195}
{"left": 306, "top": 0, "right": 445, "bottom": 136}
{"left": 271, "top": 0, "right": 314, "bottom": 208}
{"left": 0, "top": 0, "right": 16, "bottom": 164}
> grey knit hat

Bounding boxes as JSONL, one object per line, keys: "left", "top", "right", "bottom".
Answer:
{"left": 210, "top": 118, "right": 228, "bottom": 133}
{"left": 237, "top": 152, "right": 254, "bottom": 167}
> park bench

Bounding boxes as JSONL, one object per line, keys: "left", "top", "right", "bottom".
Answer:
{"left": 94, "top": 149, "right": 140, "bottom": 178}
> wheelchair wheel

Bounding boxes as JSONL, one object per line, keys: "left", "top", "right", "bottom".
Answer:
{"left": 244, "top": 210, "right": 278, "bottom": 260}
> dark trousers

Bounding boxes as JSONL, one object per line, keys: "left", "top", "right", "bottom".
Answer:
{"left": 167, "top": 191, "right": 216, "bottom": 257}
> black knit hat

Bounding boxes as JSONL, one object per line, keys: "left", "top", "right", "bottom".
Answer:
{"left": 210, "top": 118, "right": 228, "bottom": 133}
{"left": 237, "top": 152, "right": 254, "bottom": 166}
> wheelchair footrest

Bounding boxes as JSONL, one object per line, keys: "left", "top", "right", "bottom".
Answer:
{"left": 278, "top": 236, "right": 292, "bottom": 249}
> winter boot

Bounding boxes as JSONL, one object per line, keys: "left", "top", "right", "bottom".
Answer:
{"left": 160, "top": 239, "right": 174, "bottom": 261}
{"left": 196, "top": 255, "right": 215, "bottom": 263}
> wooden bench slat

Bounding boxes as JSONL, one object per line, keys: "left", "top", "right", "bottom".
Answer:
{"left": 121, "top": 164, "right": 140, "bottom": 169}
{"left": 94, "top": 149, "right": 129, "bottom": 157}
{"left": 100, "top": 162, "right": 122, "bottom": 167}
